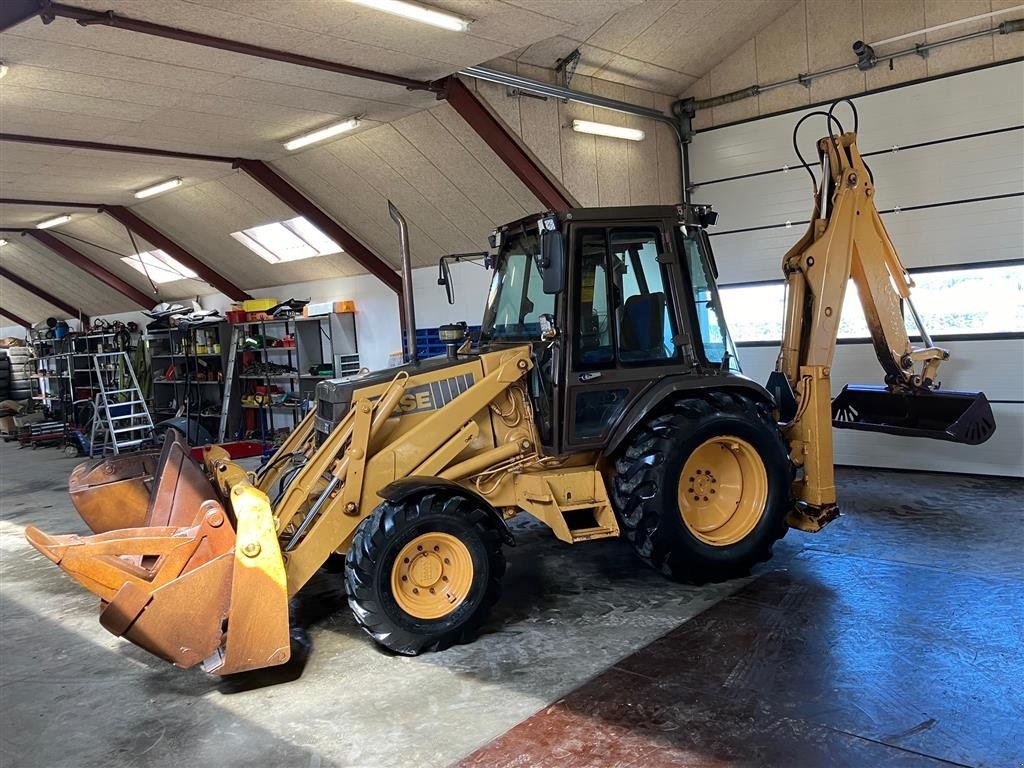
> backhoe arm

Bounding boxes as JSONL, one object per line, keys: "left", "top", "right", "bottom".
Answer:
{"left": 776, "top": 131, "right": 994, "bottom": 532}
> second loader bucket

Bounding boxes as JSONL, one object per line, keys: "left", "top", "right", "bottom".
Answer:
{"left": 25, "top": 429, "right": 291, "bottom": 675}
{"left": 69, "top": 451, "right": 159, "bottom": 533}
{"left": 832, "top": 384, "right": 996, "bottom": 445}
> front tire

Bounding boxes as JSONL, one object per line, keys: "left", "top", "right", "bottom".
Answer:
{"left": 612, "top": 392, "right": 790, "bottom": 584}
{"left": 345, "top": 492, "right": 505, "bottom": 655}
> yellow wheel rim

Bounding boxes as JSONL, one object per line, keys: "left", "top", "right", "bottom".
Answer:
{"left": 677, "top": 436, "right": 768, "bottom": 546}
{"left": 391, "top": 532, "right": 474, "bottom": 620}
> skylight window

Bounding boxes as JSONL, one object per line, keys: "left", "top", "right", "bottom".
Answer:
{"left": 121, "top": 249, "right": 198, "bottom": 284}
{"left": 230, "top": 216, "right": 343, "bottom": 264}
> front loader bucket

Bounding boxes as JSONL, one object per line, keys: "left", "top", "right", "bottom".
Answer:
{"left": 69, "top": 451, "right": 159, "bottom": 533}
{"left": 832, "top": 384, "right": 996, "bottom": 445}
{"left": 25, "top": 429, "right": 291, "bottom": 675}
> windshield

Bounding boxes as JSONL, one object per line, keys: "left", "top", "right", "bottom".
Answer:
{"left": 479, "top": 231, "right": 554, "bottom": 343}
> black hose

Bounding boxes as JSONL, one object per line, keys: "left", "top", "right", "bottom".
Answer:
{"left": 792, "top": 110, "right": 845, "bottom": 192}
{"left": 827, "top": 98, "right": 875, "bottom": 184}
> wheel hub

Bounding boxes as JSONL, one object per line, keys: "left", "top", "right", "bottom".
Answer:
{"left": 677, "top": 436, "right": 768, "bottom": 546}
{"left": 408, "top": 551, "right": 443, "bottom": 587}
{"left": 390, "top": 532, "right": 474, "bottom": 620}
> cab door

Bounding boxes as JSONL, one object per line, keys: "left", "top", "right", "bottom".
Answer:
{"left": 562, "top": 221, "right": 684, "bottom": 452}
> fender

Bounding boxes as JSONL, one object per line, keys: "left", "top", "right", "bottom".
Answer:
{"left": 378, "top": 477, "right": 516, "bottom": 547}
{"left": 604, "top": 372, "right": 775, "bottom": 456}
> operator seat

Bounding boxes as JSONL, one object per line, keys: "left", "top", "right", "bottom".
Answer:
{"left": 618, "top": 292, "right": 668, "bottom": 361}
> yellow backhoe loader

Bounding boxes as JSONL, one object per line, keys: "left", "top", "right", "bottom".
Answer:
{"left": 26, "top": 103, "right": 995, "bottom": 673}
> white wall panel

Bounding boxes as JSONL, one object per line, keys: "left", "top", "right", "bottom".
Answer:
{"left": 711, "top": 195, "right": 1024, "bottom": 284}
{"left": 737, "top": 340, "right": 1024, "bottom": 478}
{"left": 692, "top": 61, "right": 1023, "bottom": 477}
{"left": 698, "top": 129, "right": 1024, "bottom": 235}
{"left": 690, "top": 61, "right": 1024, "bottom": 182}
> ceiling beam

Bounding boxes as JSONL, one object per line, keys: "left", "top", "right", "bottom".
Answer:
{"left": 100, "top": 205, "right": 252, "bottom": 302}
{"left": 439, "top": 77, "right": 576, "bottom": 213}
{"left": 41, "top": 3, "right": 440, "bottom": 93}
{"left": 0, "top": 307, "right": 33, "bottom": 329}
{"left": 235, "top": 159, "right": 403, "bottom": 296}
{"left": 25, "top": 230, "right": 155, "bottom": 309}
{"left": 0, "top": 133, "right": 234, "bottom": 164}
{"left": 0, "top": 265, "right": 89, "bottom": 322}
{"left": 0, "top": 0, "right": 38, "bottom": 32}
{"left": 0, "top": 197, "right": 103, "bottom": 209}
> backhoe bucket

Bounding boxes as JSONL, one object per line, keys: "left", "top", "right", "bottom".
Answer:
{"left": 25, "top": 429, "right": 291, "bottom": 675}
{"left": 832, "top": 384, "right": 996, "bottom": 445}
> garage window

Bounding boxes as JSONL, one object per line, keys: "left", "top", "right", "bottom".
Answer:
{"left": 903, "top": 263, "right": 1024, "bottom": 337}
{"left": 231, "top": 216, "right": 342, "bottom": 263}
{"left": 121, "top": 249, "right": 198, "bottom": 283}
{"left": 719, "top": 262, "right": 1023, "bottom": 344}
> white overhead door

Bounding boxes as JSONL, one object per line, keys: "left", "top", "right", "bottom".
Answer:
{"left": 689, "top": 61, "right": 1024, "bottom": 477}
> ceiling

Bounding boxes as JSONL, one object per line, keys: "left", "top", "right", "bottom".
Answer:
{"left": 0, "top": 0, "right": 798, "bottom": 325}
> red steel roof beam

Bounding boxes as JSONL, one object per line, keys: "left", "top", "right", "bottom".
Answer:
{"left": 235, "top": 159, "right": 403, "bottom": 296}
{"left": 0, "top": 265, "right": 89, "bottom": 322}
{"left": 43, "top": 3, "right": 439, "bottom": 93}
{"left": 0, "top": 307, "right": 33, "bottom": 328}
{"left": 0, "top": 0, "right": 38, "bottom": 32}
{"left": 440, "top": 77, "right": 575, "bottom": 213}
{"left": 25, "top": 230, "right": 155, "bottom": 309}
{"left": 100, "top": 205, "right": 251, "bottom": 302}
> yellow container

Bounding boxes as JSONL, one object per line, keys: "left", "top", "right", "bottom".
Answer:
{"left": 243, "top": 298, "right": 279, "bottom": 312}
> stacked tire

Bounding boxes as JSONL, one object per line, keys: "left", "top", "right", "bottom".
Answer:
{"left": 0, "top": 350, "right": 9, "bottom": 401}
{"left": 5, "top": 347, "right": 35, "bottom": 402}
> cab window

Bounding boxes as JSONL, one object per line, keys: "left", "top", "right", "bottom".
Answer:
{"left": 610, "top": 229, "right": 676, "bottom": 363}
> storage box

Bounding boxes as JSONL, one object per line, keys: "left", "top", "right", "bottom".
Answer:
{"left": 304, "top": 300, "right": 356, "bottom": 317}
{"left": 242, "top": 298, "right": 279, "bottom": 312}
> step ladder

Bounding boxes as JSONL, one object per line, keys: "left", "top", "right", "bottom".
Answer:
{"left": 217, "top": 324, "right": 243, "bottom": 442}
{"left": 89, "top": 351, "right": 155, "bottom": 456}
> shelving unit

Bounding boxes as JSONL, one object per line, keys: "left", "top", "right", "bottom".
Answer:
{"left": 31, "top": 331, "right": 142, "bottom": 438}
{"left": 144, "top": 323, "right": 231, "bottom": 443}
{"left": 218, "top": 311, "right": 358, "bottom": 451}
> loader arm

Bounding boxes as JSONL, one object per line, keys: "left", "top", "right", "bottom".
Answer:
{"left": 777, "top": 130, "right": 995, "bottom": 532}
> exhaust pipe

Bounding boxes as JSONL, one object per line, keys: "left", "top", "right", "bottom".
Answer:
{"left": 388, "top": 201, "right": 417, "bottom": 363}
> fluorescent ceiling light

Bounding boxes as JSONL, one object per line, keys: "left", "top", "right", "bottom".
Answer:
{"left": 0, "top": 239, "right": 7, "bottom": 247}
{"left": 122, "top": 249, "right": 198, "bottom": 284}
{"left": 37, "top": 214, "right": 71, "bottom": 229}
{"left": 134, "top": 177, "right": 183, "bottom": 199}
{"left": 348, "top": 0, "right": 471, "bottom": 32}
{"left": 572, "top": 120, "right": 645, "bottom": 142}
{"left": 0, "top": 63, "right": 8, "bottom": 79}
{"left": 284, "top": 118, "right": 360, "bottom": 151}
{"left": 230, "top": 216, "right": 343, "bottom": 264}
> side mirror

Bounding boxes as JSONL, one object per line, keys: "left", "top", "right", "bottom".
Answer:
{"left": 538, "top": 230, "right": 566, "bottom": 294}
{"left": 437, "top": 257, "right": 455, "bottom": 305}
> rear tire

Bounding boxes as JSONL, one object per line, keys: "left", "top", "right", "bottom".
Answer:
{"left": 345, "top": 492, "right": 505, "bottom": 655}
{"left": 612, "top": 392, "right": 790, "bottom": 584}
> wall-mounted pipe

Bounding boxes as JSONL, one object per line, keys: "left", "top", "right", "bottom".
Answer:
{"left": 459, "top": 66, "right": 675, "bottom": 125}
{"left": 687, "top": 19, "right": 1024, "bottom": 111}
{"left": 387, "top": 202, "right": 417, "bottom": 363}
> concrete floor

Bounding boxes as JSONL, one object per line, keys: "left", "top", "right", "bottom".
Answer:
{"left": 1, "top": 440, "right": 1021, "bottom": 768}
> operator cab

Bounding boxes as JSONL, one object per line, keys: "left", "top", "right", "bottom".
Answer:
{"left": 478, "top": 204, "right": 745, "bottom": 457}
